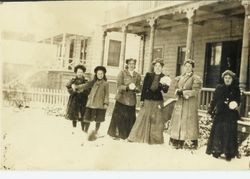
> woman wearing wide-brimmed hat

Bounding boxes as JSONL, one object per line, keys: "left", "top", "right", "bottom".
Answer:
{"left": 168, "top": 59, "right": 202, "bottom": 149}
{"left": 107, "top": 58, "right": 141, "bottom": 140}
{"left": 128, "top": 58, "right": 171, "bottom": 144}
{"left": 206, "top": 70, "right": 241, "bottom": 161}
{"left": 65, "top": 64, "right": 90, "bottom": 131}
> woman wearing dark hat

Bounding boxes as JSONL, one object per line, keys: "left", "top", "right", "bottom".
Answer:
{"left": 128, "top": 58, "right": 171, "bottom": 144}
{"left": 168, "top": 59, "right": 202, "bottom": 149}
{"left": 82, "top": 66, "right": 109, "bottom": 137}
{"left": 65, "top": 64, "right": 89, "bottom": 131}
{"left": 206, "top": 70, "right": 241, "bottom": 161}
{"left": 107, "top": 58, "right": 141, "bottom": 140}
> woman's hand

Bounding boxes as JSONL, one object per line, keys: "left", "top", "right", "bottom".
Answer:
{"left": 71, "top": 84, "right": 76, "bottom": 91}
{"left": 175, "top": 89, "right": 183, "bottom": 97}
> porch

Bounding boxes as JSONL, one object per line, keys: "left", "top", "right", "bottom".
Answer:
{"left": 101, "top": 1, "right": 250, "bottom": 133}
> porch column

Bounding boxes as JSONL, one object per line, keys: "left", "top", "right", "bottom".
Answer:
{"left": 121, "top": 24, "right": 128, "bottom": 69}
{"left": 185, "top": 8, "right": 196, "bottom": 60}
{"left": 100, "top": 30, "right": 107, "bottom": 66}
{"left": 61, "top": 33, "right": 66, "bottom": 69}
{"left": 140, "top": 34, "right": 146, "bottom": 74}
{"left": 147, "top": 17, "right": 157, "bottom": 72}
{"left": 239, "top": 1, "right": 250, "bottom": 90}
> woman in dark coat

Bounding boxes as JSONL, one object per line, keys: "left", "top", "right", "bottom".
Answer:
{"left": 65, "top": 65, "right": 89, "bottom": 131}
{"left": 206, "top": 70, "right": 241, "bottom": 161}
{"left": 107, "top": 58, "right": 141, "bottom": 140}
{"left": 128, "top": 58, "right": 171, "bottom": 144}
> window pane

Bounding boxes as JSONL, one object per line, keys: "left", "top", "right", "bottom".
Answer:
{"left": 107, "top": 40, "right": 121, "bottom": 67}
{"left": 153, "top": 47, "right": 163, "bottom": 59}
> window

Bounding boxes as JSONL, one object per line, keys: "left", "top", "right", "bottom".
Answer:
{"left": 107, "top": 40, "right": 121, "bottom": 67}
{"left": 153, "top": 47, "right": 163, "bottom": 59}
{"left": 210, "top": 43, "right": 222, "bottom": 66}
{"left": 176, "top": 46, "right": 186, "bottom": 76}
{"left": 80, "top": 39, "right": 88, "bottom": 60}
{"left": 69, "top": 39, "right": 75, "bottom": 58}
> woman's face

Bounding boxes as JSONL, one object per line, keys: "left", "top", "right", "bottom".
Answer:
{"left": 76, "top": 68, "right": 84, "bottom": 78}
{"left": 127, "top": 61, "right": 136, "bottom": 71}
{"left": 97, "top": 70, "right": 104, "bottom": 80}
{"left": 224, "top": 74, "right": 233, "bottom": 86}
{"left": 184, "top": 63, "right": 193, "bottom": 73}
{"left": 153, "top": 63, "right": 163, "bottom": 74}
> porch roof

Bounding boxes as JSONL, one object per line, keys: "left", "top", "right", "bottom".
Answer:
{"left": 103, "top": 1, "right": 245, "bottom": 34}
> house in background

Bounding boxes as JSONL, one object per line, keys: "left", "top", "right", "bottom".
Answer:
{"left": 38, "top": 33, "right": 91, "bottom": 89}
{"left": 102, "top": 1, "right": 250, "bottom": 91}
{"left": 101, "top": 1, "right": 250, "bottom": 131}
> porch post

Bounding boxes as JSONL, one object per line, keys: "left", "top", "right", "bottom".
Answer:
{"left": 185, "top": 8, "right": 195, "bottom": 61}
{"left": 100, "top": 30, "right": 107, "bottom": 66}
{"left": 147, "top": 17, "right": 157, "bottom": 72}
{"left": 140, "top": 34, "right": 146, "bottom": 74}
{"left": 121, "top": 24, "right": 128, "bottom": 69}
{"left": 239, "top": 1, "right": 250, "bottom": 91}
{"left": 61, "top": 33, "right": 66, "bottom": 69}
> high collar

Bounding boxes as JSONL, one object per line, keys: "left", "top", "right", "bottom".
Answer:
{"left": 126, "top": 69, "right": 135, "bottom": 77}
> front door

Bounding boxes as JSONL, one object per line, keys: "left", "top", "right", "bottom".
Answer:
{"left": 204, "top": 40, "right": 242, "bottom": 88}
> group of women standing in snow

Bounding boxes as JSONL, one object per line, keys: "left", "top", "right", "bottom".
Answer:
{"left": 65, "top": 57, "right": 241, "bottom": 162}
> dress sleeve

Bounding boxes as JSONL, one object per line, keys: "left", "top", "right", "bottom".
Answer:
{"left": 140, "top": 73, "right": 149, "bottom": 101}
{"left": 117, "top": 71, "right": 128, "bottom": 92}
{"left": 66, "top": 78, "right": 75, "bottom": 94}
{"left": 104, "top": 82, "right": 109, "bottom": 105}
{"left": 182, "top": 75, "right": 202, "bottom": 99}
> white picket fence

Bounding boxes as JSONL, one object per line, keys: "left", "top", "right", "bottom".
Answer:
{"left": 2, "top": 88, "right": 69, "bottom": 107}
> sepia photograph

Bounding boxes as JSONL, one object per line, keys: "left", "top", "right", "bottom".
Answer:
{"left": 0, "top": 0, "right": 250, "bottom": 172}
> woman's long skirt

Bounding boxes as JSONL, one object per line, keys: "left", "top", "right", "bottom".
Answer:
{"left": 128, "top": 100, "right": 164, "bottom": 144}
{"left": 107, "top": 101, "right": 136, "bottom": 139}
{"left": 206, "top": 113, "right": 239, "bottom": 158}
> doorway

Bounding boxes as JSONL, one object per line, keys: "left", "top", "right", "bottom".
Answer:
{"left": 204, "top": 40, "right": 242, "bottom": 88}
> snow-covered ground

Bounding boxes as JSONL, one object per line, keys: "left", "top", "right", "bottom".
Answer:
{"left": 1, "top": 106, "right": 249, "bottom": 170}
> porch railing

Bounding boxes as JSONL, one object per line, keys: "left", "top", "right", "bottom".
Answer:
{"left": 198, "top": 88, "right": 215, "bottom": 111}
{"left": 2, "top": 87, "right": 250, "bottom": 118}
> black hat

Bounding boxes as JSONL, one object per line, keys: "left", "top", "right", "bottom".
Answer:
{"left": 94, "top": 66, "right": 107, "bottom": 74}
{"left": 125, "top": 58, "right": 136, "bottom": 64}
{"left": 152, "top": 58, "right": 164, "bottom": 66}
{"left": 74, "top": 64, "right": 86, "bottom": 73}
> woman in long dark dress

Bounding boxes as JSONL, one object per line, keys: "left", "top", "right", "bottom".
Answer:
{"left": 107, "top": 58, "right": 141, "bottom": 140}
{"left": 128, "top": 58, "right": 171, "bottom": 144}
{"left": 206, "top": 70, "right": 241, "bottom": 161}
{"left": 65, "top": 65, "right": 89, "bottom": 131}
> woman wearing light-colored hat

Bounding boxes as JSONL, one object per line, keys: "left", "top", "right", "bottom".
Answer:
{"left": 168, "top": 59, "right": 202, "bottom": 149}
{"left": 206, "top": 70, "right": 241, "bottom": 161}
